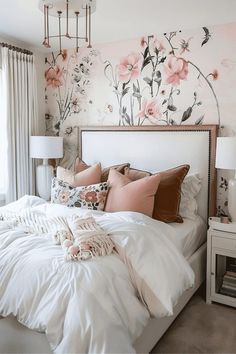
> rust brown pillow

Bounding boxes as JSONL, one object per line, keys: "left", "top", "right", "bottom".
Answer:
{"left": 153, "top": 164, "right": 190, "bottom": 223}
{"left": 124, "top": 167, "right": 151, "bottom": 181}
{"left": 101, "top": 163, "right": 130, "bottom": 182}
{"left": 74, "top": 158, "right": 130, "bottom": 182}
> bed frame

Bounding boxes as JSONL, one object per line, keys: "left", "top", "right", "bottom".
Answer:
{"left": 0, "top": 125, "right": 217, "bottom": 354}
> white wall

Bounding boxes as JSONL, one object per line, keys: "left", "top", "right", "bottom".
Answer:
{"left": 1, "top": 0, "right": 236, "bottom": 52}
{"left": 90, "top": 0, "right": 236, "bottom": 46}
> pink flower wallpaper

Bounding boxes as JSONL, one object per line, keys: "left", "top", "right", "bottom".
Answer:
{"left": 45, "top": 22, "right": 236, "bottom": 214}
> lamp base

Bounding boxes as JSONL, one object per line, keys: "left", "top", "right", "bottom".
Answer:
{"left": 228, "top": 176, "right": 236, "bottom": 222}
{"left": 36, "top": 161, "right": 54, "bottom": 201}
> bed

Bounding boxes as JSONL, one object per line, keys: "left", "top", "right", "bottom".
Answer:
{"left": 0, "top": 125, "right": 217, "bottom": 354}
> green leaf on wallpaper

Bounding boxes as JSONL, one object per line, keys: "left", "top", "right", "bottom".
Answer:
{"left": 104, "top": 63, "right": 111, "bottom": 76}
{"left": 195, "top": 115, "right": 204, "bottom": 125}
{"left": 162, "top": 99, "right": 167, "bottom": 105}
{"left": 175, "top": 89, "right": 181, "bottom": 96}
{"left": 168, "top": 95, "right": 174, "bottom": 106}
{"left": 122, "top": 87, "right": 130, "bottom": 97}
{"left": 154, "top": 48, "right": 159, "bottom": 57}
{"left": 143, "top": 77, "right": 152, "bottom": 86}
{"left": 122, "top": 106, "right": 131, "bottom": 125}
{"left": 201, "top": 27, "right": 211, "bottom": 47}
{"left": 143, "top": 46, "right": 149, "bottom": 59}
{"left": 124, "top": 114, "right": 131, "bottom": 125}
{"left": 154, "top": 71, "right": 162, "bottom": 84}
{"left": 133, "top": 83, "right": 140, "bottom": 93}
{"left": 159, "top": 56, "right": 166, "bottom": 63}
{"left": 169, "top": 119, "right": 177, "bottom": 125}
{"left": 167, "top": 105, "right": 177, "bottom": 112}
{"left": 142, "top": 56, "right": 154, "bottom": 70}
{"left": 133, "top": 92, "right": 142, "bottom": 99}
{"left": 181, "top": 107, "right": 193, "bottom": 122}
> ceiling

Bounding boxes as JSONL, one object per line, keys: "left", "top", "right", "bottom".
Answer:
{"left": 1, "top": 0, "right": 236, "bottom": 53}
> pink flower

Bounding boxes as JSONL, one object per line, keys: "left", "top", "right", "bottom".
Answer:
{"left": 140, "top": 36, "right": 146, "bottom": 47}
{"left": 152, "top": 38, "right": 165, "bottom": 53}
{"left": 117, "top": 52, "right": 141, "bottom": 82}
{"left": 209, "top": 69, "right": 219, "bottom": 81}
{"left": 59, "top": 191, "right": 70, "bottom": 203}
{"left": 179, "top": 37, "right": 192, "bottom": 55}
{"left": 45, "top": 65, "right": 63, "bottom": 88}
{"left": 140, "top": 36, "right": 165, "bottom": 54}
{"left": 164, "top": 55, "right": 189, "bottom": 86}
{"left": 136, "top": 99, "right": 161, "bottom": 122}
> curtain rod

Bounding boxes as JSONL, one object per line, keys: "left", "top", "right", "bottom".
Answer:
{"left": 0, "top": 42, "right": 33, "bottom": 55}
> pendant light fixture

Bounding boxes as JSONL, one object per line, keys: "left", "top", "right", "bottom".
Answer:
{"left": 39, "top": 0, "right": 96, "bottom": 53}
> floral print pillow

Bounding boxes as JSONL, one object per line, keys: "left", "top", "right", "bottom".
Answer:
{"left": 51, "top": 178, "right": 109, "bottom": 211}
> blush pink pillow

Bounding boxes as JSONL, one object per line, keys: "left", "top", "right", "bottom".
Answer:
{"left": 74, "top": 158, "right": 89, "bottom": 173}
{"left": 57, "top": 163, "right": 102, "bottom": 187}
{"left": 105, "top": 169, "right": 161, "bottom": 217}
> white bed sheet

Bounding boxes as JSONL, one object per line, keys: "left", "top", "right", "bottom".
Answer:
{"left": 167, "top": 216, "right": 207, "bottom": 260}
{"left": 0, "top": 196, "right": 194, "bottom": 354}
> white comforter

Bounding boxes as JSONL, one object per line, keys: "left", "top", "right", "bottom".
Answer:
{"left": 0, "top": 196, "right": 194, "bottom": 353}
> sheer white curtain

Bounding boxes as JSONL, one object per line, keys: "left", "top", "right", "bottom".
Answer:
{"left": 1, "top": 47, "right": 39, "bottom": 203}
{"left": 0, "top": 68, "right": 7, "bottom": 204}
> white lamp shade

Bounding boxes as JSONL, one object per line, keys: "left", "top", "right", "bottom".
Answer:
{"left": 216, "top": 137, "right": 236, "bottom": 170}
{"left": 30, "top": 136, "right": 63, "bottom": 159}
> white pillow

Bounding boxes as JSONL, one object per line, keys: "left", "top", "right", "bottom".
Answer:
{"left": 179, "top": 174, "right": 202, "bottom": 220}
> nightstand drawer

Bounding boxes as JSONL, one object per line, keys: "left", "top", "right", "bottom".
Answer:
{"left": 212, "top": 236, "right": 236, "bottom": 251}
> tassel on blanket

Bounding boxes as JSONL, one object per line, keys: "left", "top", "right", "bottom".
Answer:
{"left": 53, "top": 229, "right": 73, "bottom": 245}
{"left": 0, "top": 209, "right": 114, "bottom": 262}
{"left": 64, "top": 216, "right": 114, "bottom": 261}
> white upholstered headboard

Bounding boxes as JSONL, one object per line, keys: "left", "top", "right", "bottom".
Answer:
{"left": 78, "top": 125, "right": 217, "bottom": 222}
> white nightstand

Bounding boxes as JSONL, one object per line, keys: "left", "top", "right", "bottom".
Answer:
{"left": 206, "top": 218, "right": 236, "bottom": 307}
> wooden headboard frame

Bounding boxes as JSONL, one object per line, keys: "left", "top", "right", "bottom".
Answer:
{"left": 78, "top": 125, "right": 218, "bottom": 218}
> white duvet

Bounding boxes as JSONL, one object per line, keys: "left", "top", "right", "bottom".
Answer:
{"left": 0, "top": 196, "right": 194, "bottom": 353}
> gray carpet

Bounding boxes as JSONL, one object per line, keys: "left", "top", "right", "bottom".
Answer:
{"left": 151, "top": 285, "right": 236, "bottom": 354}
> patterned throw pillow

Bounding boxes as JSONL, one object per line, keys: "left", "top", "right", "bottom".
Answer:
{"left": 51, "top": 178, "right": 109, "bottom": 211}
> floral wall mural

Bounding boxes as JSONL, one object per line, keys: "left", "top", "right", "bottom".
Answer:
{"left": 45, "top": 21, "right": 236, "bottom": 215}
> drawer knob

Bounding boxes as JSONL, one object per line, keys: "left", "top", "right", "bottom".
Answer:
{"left": 211, "top": 272, "right": 215, "bottom": 276}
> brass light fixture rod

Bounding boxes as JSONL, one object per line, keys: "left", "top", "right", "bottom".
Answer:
{"left": 58, "top": 11, "right": 62, "bottom": 54}
{"left": 46, "top": 5, "right": 51, "bottom": 48}
{"left": 85, "top": 5, "right": 88, "bottom": 42}
{"left": 75, "top": 11, "right": 79, "bottom": 53}
{"left": 46, "top": 35, "right": 87, "bottom": 40}
{"left": 69, "top": 36, "right": 87, "bottom": 39}
{"left": 66, "top": 0, "right": 69, "bottom": 37}
{"left": 43, "top": 5, "right": 47, "bottom": 46}
{"left": 88, "top": 5, "right": 92, "bottom": 48}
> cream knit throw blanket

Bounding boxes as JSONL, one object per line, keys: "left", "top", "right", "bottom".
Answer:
{"left": 0, "top": 209, "right": 114, "bottom": 261}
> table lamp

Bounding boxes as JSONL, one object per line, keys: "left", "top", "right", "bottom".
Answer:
{"left": 30, "top": 136, "right": 63, "bottom": 200}
{"left": 216, "top": 137, "right": 236, "bottom": 222}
